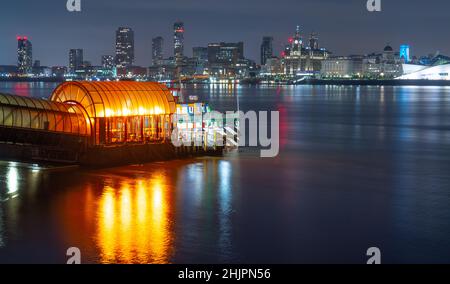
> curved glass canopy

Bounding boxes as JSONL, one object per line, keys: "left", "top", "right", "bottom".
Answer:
{"left": 0, "top": 92, "right": 91, "bottom": 136}
{"left": 50, "top": 81, "right": 177, "bottom": 118}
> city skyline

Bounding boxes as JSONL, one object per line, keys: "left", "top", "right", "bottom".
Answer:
{"left": 1, "top": 0, "right": 449, "bottom": 66}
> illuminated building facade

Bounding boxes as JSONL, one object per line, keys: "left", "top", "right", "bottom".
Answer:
{"left": 69, "top": 49, "right": 84, "bottom": 74}
{"left": 397, "top": 63, "right": 450, "bottom": 80}
{"left": 400, "top": 45, "right": 410, "bottom": 63}
{"left": 101, "top": 55, "right": 115, "bottom": 70}
{"left": 115, "top": 27, "right": 135, "bottom": 69}
{"left": 152, "top": 36, "right": 164, "bottom": 66}
{"left": 174, "top": 22, "right": 185, "bottom": 64}
{"left": 17, "top": 36, "right": 32, "bottom": 75}
{"left": 206, "top": 42, "right": 246, "bottom": 78}
{"left": 321, "top": 56, "right": 364, "bottom": 78}
{"left": 362, "top": 46, "right": 403, "bottom": 78}
{"left": 51, "top": 82, "right": 176, "bottom": 145}
{"left": 260, "top": 57, "right": 283, "bottom": 76}
{"left": 281, "top": 26, "right": 329, "bottom": 76}
{"left": 0, "top": 81, "right": 225, "bottom": 165}
{"left": 208, "top": 42, "right": 244, "bottom": 65}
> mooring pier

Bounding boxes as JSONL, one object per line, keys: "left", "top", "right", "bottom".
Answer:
{"left": 0, "top": 81, "right": 232, "bottom": 166}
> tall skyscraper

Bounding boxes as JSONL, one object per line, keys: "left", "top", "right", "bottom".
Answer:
{"left": 69, "top": 49, "right": 84, "bottom": 73}
{"left": 152, "top": 36, "right": 164, "bottom": 66}
{"left": 17, "top": 36, "right": 32, "bottom": 74}
{"left": 115, "top": 27, "right": 134, "bottom": 68}
{"left": 309, "top": 32, "right": 319, "bottom": 50}
{"left": 173, "top": 22, "right": 185, "bottom": 63}
{"left": 260, "top": 36, "right": 273, "bottom": 65}
{"left": 101, "top": 55, "right": 115, "bottom": 70}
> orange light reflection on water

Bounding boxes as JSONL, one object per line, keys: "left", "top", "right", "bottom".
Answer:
{"left": 97, "top": 174, "right": 173, "bottom": 263}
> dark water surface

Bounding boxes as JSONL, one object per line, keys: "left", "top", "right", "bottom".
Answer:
{"left": 1, "top": 82, "right": 450, "bottom": 263}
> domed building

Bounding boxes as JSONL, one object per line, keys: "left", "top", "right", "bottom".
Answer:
{"left": 383, "top": 45, "right": 395, "bottom": 62}
{"left": 362, "top": 45, "right": 403, "bottom": 78}
{"left": 383, "top": 45, "right": 394, "bottom": 52}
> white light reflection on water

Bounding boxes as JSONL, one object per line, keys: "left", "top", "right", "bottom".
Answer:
{"left": 218, "top": 160, "right": 233, "bottom": 260}
{"left": 6, "top": 163, "right": 19, "bottom": 195}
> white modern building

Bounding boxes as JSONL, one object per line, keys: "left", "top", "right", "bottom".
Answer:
{"left": 396, "top": 64, "right": 450, "bottom": 80}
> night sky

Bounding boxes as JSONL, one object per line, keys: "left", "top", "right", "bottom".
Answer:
{"left": 1, "top": 0, "right": 449, "bottom": 66}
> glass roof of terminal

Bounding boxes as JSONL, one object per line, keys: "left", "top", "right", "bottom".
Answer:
{"left": 0, "top": 92, "right": 90, "bottom": 136}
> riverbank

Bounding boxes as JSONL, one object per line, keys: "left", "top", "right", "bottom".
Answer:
{"left": 2, "top": 77, "right": 450, "bottom": 86}
{"left": 294, "top": 79, "right": 450, "bottom": 86}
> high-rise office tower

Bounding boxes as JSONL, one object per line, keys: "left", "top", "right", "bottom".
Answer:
{"left": 152, "top": 36, "right": 164, "bottom": 66}
{"left": 260, "top": 36, "right": 273, "bottom": 65}
{"left": 69, "top": 49, "right": 84, "bottom": 73}
{"left": 17, "top": 36, "right": 32, "bottom": 74}
{"left": 115, "top": 27, "right": 134, "bottom": 68}
{"left": 173, "top": 22, "right": 184, "bottom": 63}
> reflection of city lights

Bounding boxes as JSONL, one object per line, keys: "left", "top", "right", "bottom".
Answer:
{"left": 152, "top": 183, "right": 163, "bottom": 212}
{"left": 219, "top": 160, "right": 232, "bottom": 211}
{"left": 97, "top": 174, "right": 172, "bottom": 264}
{"left": 6, "top": 163, "right": 19, "bottom": 194}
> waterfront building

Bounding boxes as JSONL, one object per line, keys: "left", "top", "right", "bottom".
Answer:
{"left": 0, "top": 81, "right": 226, "bottom": 166}
{"left": 50, "top": 82, "right": 176, "bottom": 145}
{"left": 260, "top": 36, "right": 273, "bottom": 65}
{"left": 0, "top": 65, "right": 19, "bottom": 77}
{"left": 69, "top": 49, "right": 84, "bottom": 74}
{"left": 397, "top": 54, "right": 450, "bottom": 80}
{"left": 206, "top": 42, "right": 245, "bottom": 79}
{"left": 101, "top": 55, "right": 115, "bottom": 70}
{"left": 260, "top": 57, "right": 283, "bottom": 76}
{"left": 321, "top": 56, "right": 363, "bottom": 78}
{"left": 362, "top": 45, "right": 403, "bottom": 78}
{"left": 281, "top": 27, "right": 329, "bottom": 77}
{"left": 362, "top": 53, "right": 382, "bottom": 78}
{"left": 397, "top": 64, "right": 450, "bottom": 80}
{"left": 32, "top": 62, "right": 52, "bottom": 77}
{"left": 152, "top": 36, "right": 164, "bottom": 66}
{"left": 51, "top": 66, "right": 67, "bottom": 77}
{"left": 148, "top": 64, "right": 177, "bottom": 81}
{"left": 235, "top": 58, "right": 256, "bottom": 79}
{"left": 115, "top": 27, "right": 135, "bottom": 69}
{"left": 116, "top": 66, "right": 148, "bottom": 78}
{"left": 193, "top": 47, "right": 208, "bottom": 65}
{"left": 17, "top": 36, "right": 33, "bottom": 75}
{"left": 207, "top": 42, "right": 244, "bottom": 66}
{"left": 174, "top": 22, "right": 185, "bottom": 64}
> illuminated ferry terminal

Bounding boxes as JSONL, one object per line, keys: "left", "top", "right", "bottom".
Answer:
{"left": 0, "top": 81, "right": 228, "bottom": 166}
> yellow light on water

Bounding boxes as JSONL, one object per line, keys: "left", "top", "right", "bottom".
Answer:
{"left": 96, "top": 174, "right": 172, "bottom": 264}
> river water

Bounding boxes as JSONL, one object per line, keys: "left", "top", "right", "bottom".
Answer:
{"left": 0, "top": 82, "right": 450, "bottom": 263}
